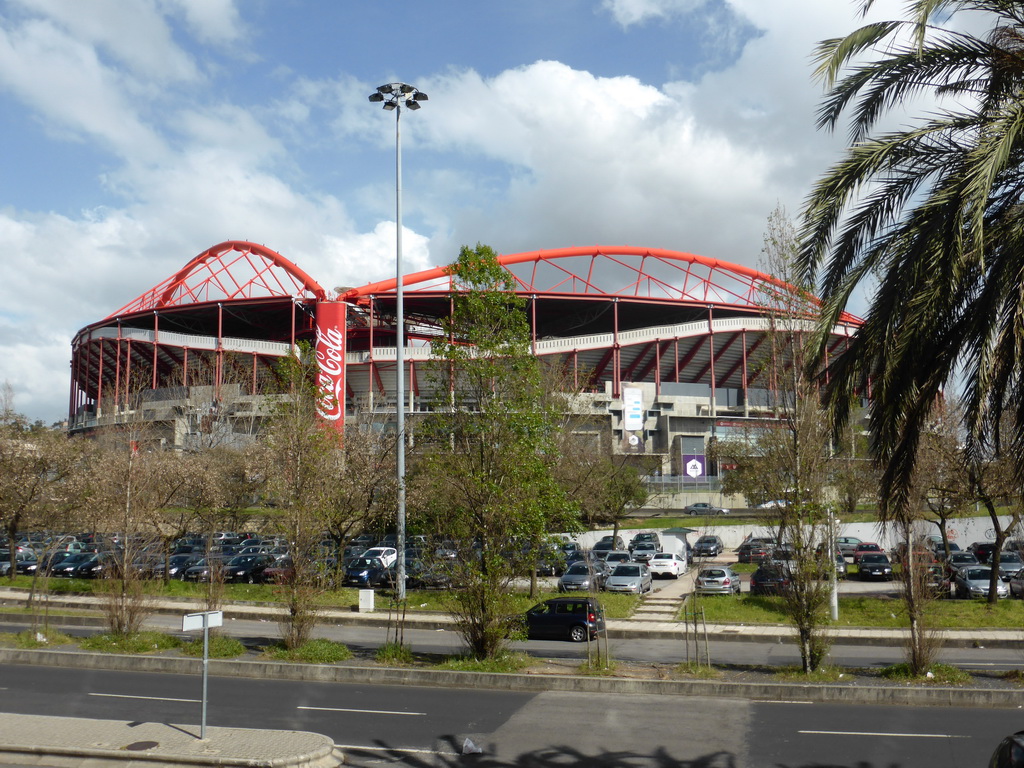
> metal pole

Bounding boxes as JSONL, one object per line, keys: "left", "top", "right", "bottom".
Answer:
{"left": 395, "top": 101, "right": 407, "bottom": 601}
{"left": 201, "top": 618, "right": 209, "bottom": 739}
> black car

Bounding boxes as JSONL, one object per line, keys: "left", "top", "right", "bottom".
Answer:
{"left": 693, "top": 535, "right": 724, "bottom": 558}
{"left": 222, "top": 554, "right": 275, "bottom": 583}
{"left": 522, "top": 597, "right": 605, "bottom": 642}
{"left": 749, "top": 563, "right": 790, "bottom": 595}
{"left": 343, "top": 557, "right": 396, "bottom": 588}
{"left": 50, "top": 552, "right": 99, "bottom": 577}
{"left": 857, "top": 553, "right": 894, "bottom": 581}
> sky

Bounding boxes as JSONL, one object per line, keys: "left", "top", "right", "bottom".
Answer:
{"left": 0, "top": 0, "right": 916, "bottom": 424}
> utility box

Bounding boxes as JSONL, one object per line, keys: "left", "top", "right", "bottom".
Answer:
{"left": 358, "top": 589, "right": 374, "bottom": 613}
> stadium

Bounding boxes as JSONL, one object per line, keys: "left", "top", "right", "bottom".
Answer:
{"left": 67, "top": 240, "right": 861, "bottom": 482}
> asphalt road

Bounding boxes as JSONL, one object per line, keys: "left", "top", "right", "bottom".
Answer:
{"left": 0, "top": 663, "right": 1017, "bottom": 766}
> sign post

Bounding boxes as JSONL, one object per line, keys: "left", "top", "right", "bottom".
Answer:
{"left": 182, "top": 610, "right": 223, "bottom": 739}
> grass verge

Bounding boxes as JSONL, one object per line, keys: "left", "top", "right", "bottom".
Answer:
{"left": 79, "top": 631, "right": 181, "bottom": 654}
{"left": 264, "top": 638, "right": 352, "bottom": 664}
{"left": 879, "top": 662, "right": 972, "bottom": 685}
{"left": 180, "top": 635, "right": 247, "bottom": 658}
{"left": 0, "top": 629, "right": 75, "bottom": 648}
{"left": 437, "top": 652, "right": 532, "bottom": 674}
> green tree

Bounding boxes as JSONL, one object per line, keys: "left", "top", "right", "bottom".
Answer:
{"left": 415, "top": 243, "right": 577, "bottom": 660}
{"left": 800, "top": 0, "right": 1024, "bottom": 520}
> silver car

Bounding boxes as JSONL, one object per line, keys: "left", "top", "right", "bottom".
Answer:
{"left": 604, "top": 563, "right": 652, "bottom": 594}
{"left": 694, "top": 565, "right": 742, "bottom": 595}
{"left": 557, "top": 561, "right": 605, "bottom": 592}
{"left": 954, "top": 566, "right": 1009, "bottom": 599}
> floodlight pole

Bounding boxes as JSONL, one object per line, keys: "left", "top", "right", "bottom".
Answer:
{"left": 369, "top": 82, "right": 427, "bottom": 601}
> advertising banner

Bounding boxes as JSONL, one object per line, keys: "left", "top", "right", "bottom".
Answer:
{"left": 314, "top": 302, "right": 346, "bottom": 429}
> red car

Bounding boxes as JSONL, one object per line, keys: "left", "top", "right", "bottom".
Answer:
{"left": 852, "top": 542, "right": 884, "bottom": 564}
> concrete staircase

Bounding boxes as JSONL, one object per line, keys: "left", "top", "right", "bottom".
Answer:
{"left": 630, "top": 570, "right": 694, "bottom": 622}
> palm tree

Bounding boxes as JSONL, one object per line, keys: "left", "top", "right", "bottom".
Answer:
{"left": 799, "top": 0, "right": 1024, "bottom": 519}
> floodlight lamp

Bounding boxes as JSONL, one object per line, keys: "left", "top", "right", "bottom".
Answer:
{"left": 399, "top": 83, "right": 414, "bottom": 94}
{"left": 368, "top": 93, "right": 384, "bottom": 103}
{"left": 383, "top": 102, "right": 397, "bottom": 111}
{"left": 406, "top": 100, "right": 421, "bottom": 110}
{"left": 413, "top": 92, "right": 428, "bottom": 101}
{"left": 377, "top": 84, "right": 395, "bottom": 95}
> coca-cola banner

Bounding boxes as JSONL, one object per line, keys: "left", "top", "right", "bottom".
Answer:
{"left": 314, "top": 302, "right": 346, "bottom": 428}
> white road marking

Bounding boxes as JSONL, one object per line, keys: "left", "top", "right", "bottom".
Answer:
{"left": 298, "top": 706, "right": 426, "bottom": 716}
{"left": 334, "top": 744, "right": 459, "bottom": 756}
{"left": 89, "top": 692, "right": 199, "bottom": 703}
{"left": 800, "top": 730, "right": 969, "bottom": 739}
{"left": 761, "top": 700, "right": 814, "bottom": 705}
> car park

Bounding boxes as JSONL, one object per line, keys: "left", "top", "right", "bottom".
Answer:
{"left": 857, "top": 553, "right": 894, "bottom": 580}
{"left": 954, "top": 566, "right": 1008, "bottom": 599}
{"left": 683, "top": 502, "right": 730, "bottom": 516}
{"left": 648, "top": 552, "right": 686, "bottom": 579}
{"left": 749, "top": 563, "right": 790, "bottom": 595}
{"left": 694, "top": 565, "right": 742, "bottom": 595}
{"left": 968, "top": 541, "right": 998, "bottom": 563}
{"left": 692, "top": 535, "right": 724, "bottom": 558}
{"left": 522, "top": 597, "right": 605, "bottom": 642}
{"left": 604, "top": 563, "right": 652, "bottom": 594}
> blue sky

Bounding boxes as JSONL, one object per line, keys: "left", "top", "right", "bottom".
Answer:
{"left": 0, "top": 0, "right": 910, "bottom": 423}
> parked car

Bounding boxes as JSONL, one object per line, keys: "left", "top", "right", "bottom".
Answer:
{"left": 405, "top": 558, "right": 451, "bottom": 589}
{"left": 648, "top": 552, "right": 686, "bottom": 579}
{"left": 692, "top": 535, "right": 724, "bottom": 558}
{"left": 629, "top": 532, "right": 661, "bottom": 553}
{"left": 684, "top": 502, "right": 730, "bottom": 516}
{"left": 1008, "top": 568, "right": 1024, "bottom": 598}
{"left": 181, "top": 557, "right": 223, "bottom": 582}
{"left": 592, "top": 535, "right": 625, "bottom": 552}
{"left": 737, "top": 539, "right": 772, "bottom": 564}
{"left": 521, "top": 597, "right": 605, "bottom": 642}
{"left": 749, "top": 563, "right": 790, "bottom": 595}
{"left": 857, "top": 553, "right": 894, "bottom": 581}
{"left": 343, "top": 557, "right": 396, "bottom": 588}
{"left": 50, "top": 552, "right": 98, "bottom": 577}
{"left": 997, "top": 551, "right": 1024, "bottom": 580}
{"left": 694, "top": 566, "right": 742, "bottom": 595}
{"left": 954, "top": 566, "right": 1008, "bottom": 599}
{"left": 359, "top": 547, "right": 397, "bottom": 568}
{"left": 851, "top": 542, "right": 884, "bottom": 564}
{"left": 604, "top": 563, "right": 652, "bottom": 594}
{"left": 945, "top": 551, "right": 980, "bottom": 576}
{"left": 557, "top": 561, "right": 603, "bottom": 592}
{"left": 222, "top": 554, "right": 276, "bottom": 584}
{"left": 968, "top": 541, "right": 998, "bottom": 563}
{"left": 603, "top": 550, "right": 633, "bottom": 570}
{"left": 152, "top": 553, "right": 201, "bottom": 580}
{"left": 836, "top": 536, "right": 862, "bottom": 558}
{"left": 629, "top": 541, "right": 660, "bottom": 563}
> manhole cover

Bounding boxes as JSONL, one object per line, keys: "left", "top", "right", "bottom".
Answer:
{"left": 124, "top": 741, "right": 160, "bottom": 751}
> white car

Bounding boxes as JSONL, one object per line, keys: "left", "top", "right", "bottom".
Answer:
{"left": 647, "top": 552, "right": 686, "bottom": 578}
{"left": 360, "top": 547, "right": 397, "bottom": 568}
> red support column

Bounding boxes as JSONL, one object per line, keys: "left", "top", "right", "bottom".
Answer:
{"left": 216, "top": 303, "right": 224, "bottom": 402}
{"left": 612, "top": 299, "right": 621, "bottom": 398}
{"left": 708, "top": 306, "right": 716, "bottom": 420}
{"left": 114, "top": 322, "right": 122, "bottom": 412}
{"left": 152, "top": 312, "right": 159, "bottom": 390}
{"left": 251, "top": 352, "right": 257, "bottom": 395}
{"left": 183, "top": 348, "right": 189, "bottom": 387}
{"left": 96, "top": 338, "right": 104, "bottom": 417}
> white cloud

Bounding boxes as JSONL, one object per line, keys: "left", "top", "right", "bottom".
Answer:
{"left": 602, "top": 0, "right": 709, "bottom": 28}
{"left": 161, "top": 0, "right": 245, "bottom": 45}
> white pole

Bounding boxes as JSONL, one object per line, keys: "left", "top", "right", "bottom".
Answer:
{"left": 395, "top": 101, "right": 407, "bottom": 602}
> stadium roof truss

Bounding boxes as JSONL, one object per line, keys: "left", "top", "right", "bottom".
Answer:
{"left": 68, "top": 243, "right": 862, "bottom": 431}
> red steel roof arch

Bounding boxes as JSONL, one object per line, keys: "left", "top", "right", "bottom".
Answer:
{"left": 340, "top": 245, "right": 856, "bottom": 321}
{"left": 106, "top": 240, "right": 327, "bottom": 319}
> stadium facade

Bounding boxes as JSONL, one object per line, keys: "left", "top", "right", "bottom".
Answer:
{"left": 68, "top": 241, "right": 861, "bottom": 480}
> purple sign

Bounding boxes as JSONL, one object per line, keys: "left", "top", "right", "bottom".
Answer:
{"left": 683, "top": 454, "right": 706, "bottom": 479}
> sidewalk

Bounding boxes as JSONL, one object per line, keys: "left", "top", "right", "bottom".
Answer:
{"left": 0, "top": 712, "right": 342, "bottom": 768}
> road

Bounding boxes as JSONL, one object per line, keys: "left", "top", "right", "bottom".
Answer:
{"left": 0, "top": 663, "right": 1015, "bottom": 766}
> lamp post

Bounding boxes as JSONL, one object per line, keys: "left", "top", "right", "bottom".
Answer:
{"left": 369, "top": 82, "right": 427, "bottom": 601}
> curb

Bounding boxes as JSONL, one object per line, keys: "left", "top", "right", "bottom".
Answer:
{"left": 1, "top": 646, "right": 1022, "bottom": 710}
